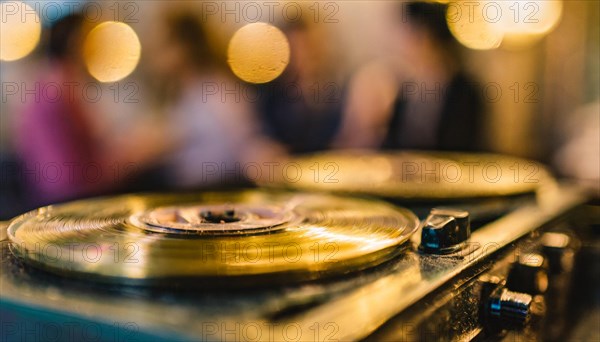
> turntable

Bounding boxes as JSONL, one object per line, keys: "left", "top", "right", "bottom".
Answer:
{"left": 1, "top": 151, "right": 597, "bottom": 341}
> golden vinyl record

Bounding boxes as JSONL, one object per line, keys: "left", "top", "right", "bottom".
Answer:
{"left": 265, "top": 150, "right": 555, "bottom": 200}
{"left": 6, "top": 191, "right": 419, "bottom": 285}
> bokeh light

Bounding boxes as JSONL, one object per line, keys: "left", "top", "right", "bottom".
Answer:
{"left": 227, "top": 22, "right": 290, "bottom": 84}
{"left": 83, "top": 21, "right": 141, "bottom": 83}
{"left": 497, "top": 0, "right": 563, "bottom": 35}
{"left": 498, "top": 0, "right": 563, "bottom": 48}
{"left": 0, "top": 1, "right": 42, "bottom": 61}
{"left": 446, "top": 1, "right": 503, "bottom": 50}
{"left": 446, "top": 0, "right": 563, "bottom": 50}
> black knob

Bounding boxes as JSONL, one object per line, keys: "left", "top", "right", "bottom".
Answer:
{"left": 419, "top": 208, "right": 470, "bottom": 254}
{"left": 506, "top": 253, "right": 548, "bottom": 294}
{"left": 541, "top": 232, "right": 576, "bottom": 274}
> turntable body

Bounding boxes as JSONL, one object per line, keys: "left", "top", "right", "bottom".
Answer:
{"left": 0, "top": 186, "right": 591, "bottom": 341}
{"left": 1, "top": 151, "right": 598, "bottom": 341}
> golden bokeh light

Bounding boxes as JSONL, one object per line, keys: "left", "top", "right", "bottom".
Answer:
{"left": 0, "top": 1, "right": 42, "bottom": 61}
{"left": 497, "top": 0, "right": 563, "bottom": 48}
{"left": 446, "top": 0, "right": 563, "bottom": 50}
{"left": 83, "top": 21, "right": 141, "bottom": 83}
{"left": 227, "top": 22, "right": 290, "bottom": 84}
{"left": 496, "top": 0, "right": 563, "bottom": 35}
{"left": 446, "top": 1, "right": 503, "bottom": 50}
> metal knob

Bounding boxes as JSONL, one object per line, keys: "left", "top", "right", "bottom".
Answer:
{"left": 488, "top": 288, "right": 533, "bottom": 327}
{"left": 419, "top": 208, "right": 470, "bottom": 254}
{"left": 480, "top": 274, "right": 533, "bottom": 329}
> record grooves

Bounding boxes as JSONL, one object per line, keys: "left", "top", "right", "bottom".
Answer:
{"left": 7, "top": 191, "right": 419, "bottom": 285}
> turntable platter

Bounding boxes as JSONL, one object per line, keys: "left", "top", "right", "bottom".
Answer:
{"left": 265, "top": 150, "right": 555, "bottom": 201}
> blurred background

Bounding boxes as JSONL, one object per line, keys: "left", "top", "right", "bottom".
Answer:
{"left": 0, "top": 0, "right": 598, "bottom": 219}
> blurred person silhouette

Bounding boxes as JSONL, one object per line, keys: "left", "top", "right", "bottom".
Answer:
{"left": 147, "top": 11, "right": 286, "bottom": 189}
{"left": 333, "top": 1, "right": 485, "bottom": 151}
{"left": 14, "top": 14, "right": 167, "bottom": 208}
{"left": 255, "top": 20, "right": 346, "bottom": 154}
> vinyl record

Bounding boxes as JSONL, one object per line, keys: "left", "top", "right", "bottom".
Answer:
{"left": 6, "top": 191, "right": 419, "bottom": 285}
{"left": 265, "top": 150, "right": 555, "bottom": 200}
